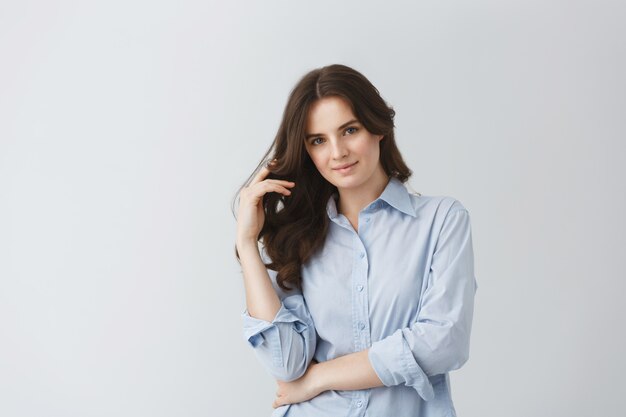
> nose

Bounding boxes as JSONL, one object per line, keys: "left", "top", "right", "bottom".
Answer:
{"left": 330, "top": 136, "right": 348, "bottom": 160}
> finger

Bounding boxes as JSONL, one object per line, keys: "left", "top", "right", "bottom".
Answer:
{"left": 264, "top": 178, "right": 296, "bottom": 187}
{"left": 250, "top": 182, "right": 293, "bottom": 198}
{"left": 242, "top": 183, "right": 288, "bottom": 204}
{"left": 250, "top": 159, "right": 277, "bottom": 186}
{"left": 250, "top": 166, "right": 271, "bottom": 186}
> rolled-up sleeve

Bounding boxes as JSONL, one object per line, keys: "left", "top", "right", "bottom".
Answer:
{"left": 241, "top": 249, "right": 317, "bottom": 382}
{"left": 368, "top": 206, "right": 478, "bottom": 401}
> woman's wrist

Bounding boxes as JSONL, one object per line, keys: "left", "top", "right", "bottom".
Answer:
{"left": 304, "top": 350, "right": 384, "bottom": 393}
{"left": 236, "top": 237, "right": 258, "bottom": 252}
{"left": 308, "top": 361, "right": 330, "bottom": 394}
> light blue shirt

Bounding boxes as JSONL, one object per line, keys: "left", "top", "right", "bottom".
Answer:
{"left": 241, "top": 177, "right": 478, "bottom": 417}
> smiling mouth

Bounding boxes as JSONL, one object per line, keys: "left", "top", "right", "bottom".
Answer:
{"left": 333, "top": 162, "right": 357, "bottom": 170}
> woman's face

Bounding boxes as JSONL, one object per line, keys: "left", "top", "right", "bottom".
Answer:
{"left": 304, "top": 96, "right": 384, "bottom": 191}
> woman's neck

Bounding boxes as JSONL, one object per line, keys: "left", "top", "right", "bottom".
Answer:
{"left": 337, "top": 166, "right": 390, "bottom": 218}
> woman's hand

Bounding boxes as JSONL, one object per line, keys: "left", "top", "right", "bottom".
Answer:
{"left": 236, "top": 159, "right": 295, "bottom": 246}
{"left": 272, "top": 360, "right": 324, "bottom": 409}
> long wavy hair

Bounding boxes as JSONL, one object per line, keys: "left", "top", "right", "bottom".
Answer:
{"left": 232, "top": 64, "right": 412, "bottom": 293}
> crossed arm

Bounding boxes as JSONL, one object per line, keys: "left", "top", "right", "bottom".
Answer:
{"left": 261, "top": 208, "right": 477, "bottom": 409}
{"left": 272, "top": 348, "right": 383, "bottom": 409}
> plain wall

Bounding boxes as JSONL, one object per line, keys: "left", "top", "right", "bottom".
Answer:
{"left": 1, "top": 1, "right": 624, "bottom": 416}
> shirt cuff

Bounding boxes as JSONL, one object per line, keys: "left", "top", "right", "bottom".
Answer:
{"left": 368, "top": 330, "right": 435, "bottom": 401}
{"left": 241, "top": 297, "right": 310, "bottom": 349}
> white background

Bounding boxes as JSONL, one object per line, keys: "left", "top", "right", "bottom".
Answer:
{"left": 1, "top": 1, "right": 624, "bottom": 416}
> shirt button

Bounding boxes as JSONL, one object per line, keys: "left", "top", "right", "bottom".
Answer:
{"left": 359, "top": 252, "right": 365, "bottom": 258}
{"left": 357, "top": 285, "right": 363, "bottom": 292}
{"left": 358, "top": 322, "right": 365, "bottom": 330}
{"left": 356, "top": 400, "right": 363, "bottom": 407}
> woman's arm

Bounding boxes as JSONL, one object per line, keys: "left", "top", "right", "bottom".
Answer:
{"left": 237, "top": 238, "right": 281, "bottom": 321}
{"left": 311, "top": 349, "right": 383, "bottom": 391}
{"left": 236, "top": 162, "right": 293, "bottom": 322}
{"left": 272, "top": 349, "right": 383, "bottom": 408}
{"left": 238, "top": 166, "right": 317, "bottom": 382}
{"left": 239, "top": 242, "right": 318, "bottom": 382}
{"left": 274, "top": 206, "right": 477, "bottom": 408}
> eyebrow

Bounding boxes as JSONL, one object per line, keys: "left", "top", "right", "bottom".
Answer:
{"left": 305, "top": 119, "right": 359, "bottom": 140}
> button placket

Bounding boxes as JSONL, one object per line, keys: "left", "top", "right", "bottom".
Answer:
{"left": 348, "top": 212, "right": 373, "bottom": 414}
{"left": 351, "top": 231, "right": 371, "bottom": 353}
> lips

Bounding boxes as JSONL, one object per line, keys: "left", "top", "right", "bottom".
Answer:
{"left": 333, "top": 162, "right": 357, "bottom": 170}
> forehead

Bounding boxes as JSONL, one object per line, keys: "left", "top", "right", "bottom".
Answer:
{"left": 306, "top": 96, "right": 356, "bottom": 132}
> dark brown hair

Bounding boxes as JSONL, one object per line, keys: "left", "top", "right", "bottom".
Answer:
{"left": 232, "top": 64, "right": 412, "bottom": 292}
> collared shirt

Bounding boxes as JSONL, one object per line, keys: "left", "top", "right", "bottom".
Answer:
{"left": 241, "top": 176, "right": 478, "bottom": 417}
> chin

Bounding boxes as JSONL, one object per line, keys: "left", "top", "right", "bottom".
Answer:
{"left": 330, "top": 175, "right": 365, "bottom": 189}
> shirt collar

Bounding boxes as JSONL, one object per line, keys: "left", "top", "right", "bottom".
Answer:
{"left": 326, "top": 176, "right": 416, "bottom": 219}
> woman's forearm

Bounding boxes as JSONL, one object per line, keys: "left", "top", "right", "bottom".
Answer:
{"left": 272, "top": 349, "right": 385, "bottom": 408}
{"left": 312, "top": 349, "right": 384, "bottom": 392}
{"left": 237, "top": 239, "right": 281, "bottom": 322}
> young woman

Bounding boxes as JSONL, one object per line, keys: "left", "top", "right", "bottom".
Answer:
{"left": 234, "top": 64, "right": 478, "bottom": 417}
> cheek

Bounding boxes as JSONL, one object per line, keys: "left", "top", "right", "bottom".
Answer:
{"left": 357, "top": 140, "right": 380, "bottom": 161}
{"left": 308, "top": 150, "right": 326, "bottom": 170}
